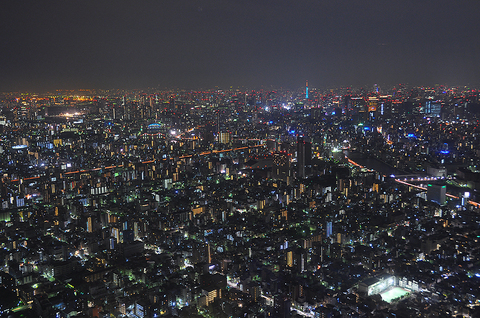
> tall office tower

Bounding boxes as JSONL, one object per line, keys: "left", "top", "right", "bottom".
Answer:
{"left": 286, "top": 250, "right": 294, "bottom": 268}
{"left": 427, "top": 184, "right": 446, "bottom": 205}
{"left": 275, "top": 294, "right": 291, "bottom": 318}
{"left": 148, "top": 97, "right": 154, "bottom": 117}
{"left": 297, "top": 136, "right": 311, "bottom": 178}
{"left": 297, "top": 137, "right": 305, "bottom": 178}
{"left": 216, "top": 110, "right": 220, "bottom": 139}
{"left": 192, "top": 241, "right": 211, "bottom": 264}
{"left": 266, "top": 139, "right": 276, "bottom": 152}
{"left": 305, "top": 141, "right": 311, "bottom": 165}
{"left": 122, "top": 96, "right": 129, "bottom": 120}
{"left": 326, "top": 221, "right": 333, "bottom": 238}
{"left": 218, "top": 132, "right": 231, "bottom": 144}
{"left": 273, "top": 152, "right": 291, "bottom": 184}
{"left": 207, "top": 243, "right": 211, "bottom": 263}
{"left": 169, "top": 96, "right": 176, "bottom": 110}
{"left": 423, "top": 100, "right": 442, "bottom": 117}
{"left": 87, "top": 216, "right": 93, "bottom": 233}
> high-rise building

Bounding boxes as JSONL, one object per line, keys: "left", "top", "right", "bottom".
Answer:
{"left": 273, "top": 152, "right": 291, "bottom": 184}
{"left": 218, "top": 132, "right": 231, "bottom": 144}
{"left": 192, "top": 241, "right": 211, "bottom": 264}
{"left": 87, "top": 216, "right": 93, "bottom": 233}
{"left": 275, "top": 294, "right": 291, "bottom": 318}
{"left": 251, "top": 285, "right": 261, "bottom": 303}
{"left": 286, "top": 250, "right": 293, "bottom": 268}
{"left": 427, "top": 184, "right": 446, "bottom": 205}
{"left": 423, "top": 100, "right": 442, "bottom": 117}
{"left": 134, "top": 300, "right": 145, "bottom": 318}
{"left": 297, "top": 137, "right": 306, "bottom": 178}
{"left": 326, "top": 221, "right": 333, "bottom": 238}
{"left": 297, "top": 136, "right": 311, "bottom": 178}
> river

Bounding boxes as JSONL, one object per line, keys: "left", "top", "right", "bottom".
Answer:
{"left": 344, "top": 151, "right": 411, "bottom": 176}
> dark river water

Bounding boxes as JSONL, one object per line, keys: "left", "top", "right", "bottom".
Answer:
{"left": 344, "top": 151, "right": 411, "bottom": 176}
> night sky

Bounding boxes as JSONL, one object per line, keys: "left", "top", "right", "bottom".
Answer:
{"left": 2, "top": 0, "right": 480, "bottom": 91}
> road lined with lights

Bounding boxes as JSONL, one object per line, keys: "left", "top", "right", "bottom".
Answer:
{"left": 347, "top": 156, "right": 480, "bottom": 207}
{"left": 8, "top": 144, "right": 265, "bottom": 183}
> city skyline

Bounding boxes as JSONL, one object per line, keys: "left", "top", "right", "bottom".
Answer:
{"left": 1, "top": 81, "right": 480, "bottom": 316}
{"left": 2, "top": 2, "right": 480, "bottom": 316}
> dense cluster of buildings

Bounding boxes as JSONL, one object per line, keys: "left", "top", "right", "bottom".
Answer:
{"left": 0, "top": 85, "right": 480, "bottom": 317}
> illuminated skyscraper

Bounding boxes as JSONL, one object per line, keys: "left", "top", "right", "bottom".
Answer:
{"left": 87, "top": 216, "right": 93, "bottom": 233}
{"left": 326, "top": 221, "right": 333, "bottom": 238}
{"left": 218, "top": 132, "right": 231, "bottom": 144}
{"left": 286, "top": 250, "right": 293, "bottom": 267}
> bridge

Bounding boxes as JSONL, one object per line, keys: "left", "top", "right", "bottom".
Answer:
{"left": 347, "top": 157, "right": 480, "bottom": 208}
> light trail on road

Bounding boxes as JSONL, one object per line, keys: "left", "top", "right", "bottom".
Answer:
{"left": 347, "top": 157, "right": 480, "bottom": 207}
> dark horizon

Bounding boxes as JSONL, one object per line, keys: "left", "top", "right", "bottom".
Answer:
{"left": 2, "top": 1, "right": 480, "bottom": 92}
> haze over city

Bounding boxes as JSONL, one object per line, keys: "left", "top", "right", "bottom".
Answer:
{"left": 2, "top": 0, "right": 480, "bottom": 91}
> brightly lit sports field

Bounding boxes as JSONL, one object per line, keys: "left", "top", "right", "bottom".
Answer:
{"left": 380, "top": 287, "right": 410, "bottom": 303}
